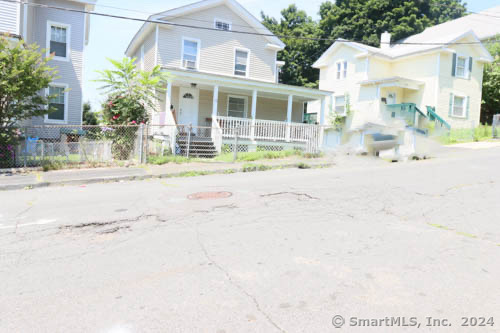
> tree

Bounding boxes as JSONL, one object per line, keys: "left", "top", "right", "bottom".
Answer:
{"left": 96, "top": 57, "right": 168, "bottom": 125}
{"left": 82, "top": 102, "right": 98, "bottom": 125}
{"left": 95, "top": 58, "right": 169, "bottom": 159}
{"left": 480, "top": 39, "right": 500, "bottom": 124}
{"left": 262, "top": 5, "right": 321, "bottom": 88}
{"left": 319, "top": 0, "right": 467, "bottom": 47}
{"left": 0, "top": 36, "right": 58, "bottom": 167}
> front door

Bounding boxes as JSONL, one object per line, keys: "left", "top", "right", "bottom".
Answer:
{"left": 178, "top": 87, "right": 199, "bottom": 126}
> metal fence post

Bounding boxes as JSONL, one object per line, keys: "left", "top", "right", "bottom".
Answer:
{"left": 186, "top": 124, "right": 192, "bottom": 158}
{"left": 144, "top": 124, "right": 149, "bottom": 164}
{"left": 23, "top": 128, "right": 27, "bottom": 168}
{"left": 233, "top": 126, "right": 239, "bottom": 162}
{"left": 138, "top": 123, "right": 144, "bottom": 164}
{"left": 471, "top": 120, "right": 475, "bottom": 142}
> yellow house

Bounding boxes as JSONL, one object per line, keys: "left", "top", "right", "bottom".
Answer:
{"left": 311, "top": 30, "right": 494, "bottom": 130}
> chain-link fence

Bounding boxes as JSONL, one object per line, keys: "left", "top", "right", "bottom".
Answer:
{"left": 1, "top": 123, "right": 322, "bottom": 168}
{"left": 0, "top": 125, "right": 146, "bottom": 168}
{"left": 437, "top": 122, "right": 497, "bottom": 145}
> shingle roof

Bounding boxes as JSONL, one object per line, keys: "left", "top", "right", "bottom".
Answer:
{"left": 313, "top": 6, "right": 498, "bottom": 68}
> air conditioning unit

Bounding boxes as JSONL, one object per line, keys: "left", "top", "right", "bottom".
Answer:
{"left": 183, "top": 59, "right": 196, "bottom": 70}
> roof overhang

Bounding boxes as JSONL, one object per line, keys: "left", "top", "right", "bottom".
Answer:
{"left": 163, "top": 67, "right": 332, "bottom": 100}
{"left": 359, "top": 76, "right": 425, "bottom": 90}
{"left": 313, "top": 40, "right": 370, "bottom": 68}
{"left": 127, "top": 0, "right": 285, "bottom": 57}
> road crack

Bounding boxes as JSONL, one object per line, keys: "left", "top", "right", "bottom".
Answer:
{"left": 261, "top": 192, "right": 319, "bottom": 201}
{"left": 195, "top": 225, "right": 286, "bottom": 333}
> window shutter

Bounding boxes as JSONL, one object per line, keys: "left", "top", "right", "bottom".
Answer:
{"left": 468, "top": 56, "right": 473, "bottom": 79}
{"left": 449, "top": 93, "right": 453, "bottom": 117}
{"left": 451, "top": 53, "right": 457, "bottom": 76}
{"left": 465, "top": 96, "right": 470, "bottom": 119}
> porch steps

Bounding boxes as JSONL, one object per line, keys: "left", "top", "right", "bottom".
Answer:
{"left": 176, "top": 135, "right": 217, "bottom": 158}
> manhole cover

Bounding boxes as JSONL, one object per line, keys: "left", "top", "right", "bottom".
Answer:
{"left": 187, "top": 191, "right": 233, "bottom": 200}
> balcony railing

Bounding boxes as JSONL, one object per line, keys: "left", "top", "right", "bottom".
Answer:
{"left": 217, "top": 116, "right": 320, "bottom": 143}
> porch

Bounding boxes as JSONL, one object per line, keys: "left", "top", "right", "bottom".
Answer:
{"left": 152, "top": 68, "right": 331, "bottom": 153}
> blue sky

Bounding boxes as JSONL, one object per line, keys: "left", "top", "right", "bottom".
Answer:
{"left": 83, "top": 0, "right": 499, "bottom": 110}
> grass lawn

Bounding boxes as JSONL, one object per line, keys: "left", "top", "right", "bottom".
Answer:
{"left": 147, "top": 150, "right": 322, "bottom": 165}
{"left": 438, "top": 125, "right": 496, "bottom": 145}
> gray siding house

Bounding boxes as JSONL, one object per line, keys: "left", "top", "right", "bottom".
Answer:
{"left": 126, "top": 0, "right": 331, "bottom": 152}
{"left": 1, "top": 0, "right": 95, "bottom": 127}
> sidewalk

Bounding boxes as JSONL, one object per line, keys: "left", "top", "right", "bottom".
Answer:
{"left": 0, "top": 157, "right": 335, "bottom": 191}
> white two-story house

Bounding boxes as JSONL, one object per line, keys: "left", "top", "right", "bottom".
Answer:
{"left": 0, "top": 0, "right": 95, "bottom": 129}
{"left": 125, "top": 0, "right": 331, "bottom": 153}
{"left": 310, "top": 16, "right": 494, "bottom": 134}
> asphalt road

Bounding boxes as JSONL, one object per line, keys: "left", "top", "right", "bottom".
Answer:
{"left": 1, "top": 147, "right": 500, "bottom": 332}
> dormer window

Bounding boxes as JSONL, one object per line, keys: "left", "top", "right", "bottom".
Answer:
{"left": 214, "top": 19, "right": 231, "bottom": 31}
{"left": 182, "top": 37, "right": 200, "bottom": 70}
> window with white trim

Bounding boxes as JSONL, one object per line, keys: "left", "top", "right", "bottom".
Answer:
{"left": 455, "top": 56, "right": 467, "bottom": 78}
{"left": 452, "top": 95, "right": 466, "bottom": 117}
{"left": 335, "top": 95, "right": 346, "bottom": 114}
{"left": 182, "top": 38, "right": 199, "bottom": 70}
{"left": 227, "top": 96, "right": 247, "bottom": 118}
{"left": 336, "top": 61, "right": 347, "bottom": 79}
{"left": 234, "top": 49, "right": 249, "bottom": 77}
{"left": 48, "top": 22, "right": 70, "bottom": 60}
{"left": 47, "top": 86, "right": 66, "bottom": 121}
{"left": 215, "top": 20, "right": 231, "bottom": 31}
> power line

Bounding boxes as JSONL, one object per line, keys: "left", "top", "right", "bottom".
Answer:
{"left": 3, "top": 0, "right": 497, "bottom": 46}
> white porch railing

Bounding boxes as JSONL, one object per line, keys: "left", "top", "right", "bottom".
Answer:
{"left": 217, "top": 116, "right": 320, "bottom": 143}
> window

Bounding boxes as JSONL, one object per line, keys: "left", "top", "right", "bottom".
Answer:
{"left": 335, "top": 95, "right": 345, "bottom": 114}
{"left": 214, "top": 19, "right": 231, "bottom": 31}
{"left": 47, "top": 22, "right": 70, "bottom": 61}
{"left": 182, "top": 38, "right": 199, "bottom": 70}
{"left": 227, "top": 96, "right": 247, "bottom": 118}
{"left": 234, "top": 49, "right": 249, "bottom": 77}
{"left": 46, "top": 85, "right": 67, "bottom": 122}
{"left": 336, "top": 61, "right": 347, "bottom": 79}
{"left": 456, "top": 56, "right": 466, "bottom": 78}
{"left": 452, "top": 95, "right": 466, "bottom": 117}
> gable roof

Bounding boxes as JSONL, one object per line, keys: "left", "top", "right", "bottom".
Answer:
{"left": 314, "top": 5, "right": 499, "bottom": 68}
{"left": 125, "top": 0, "right": 285, "bottom": 57}
{"left": 313, "top": 30, "right": 493, "bottom": 68}
{"left": 399, "top": 5, "right": 500, "bottom": 44}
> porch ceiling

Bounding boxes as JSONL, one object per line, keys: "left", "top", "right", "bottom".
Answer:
{"left": 163, "top": 67, "right": 331, "bottom": 101}
{"left": 358, "top": 76, "right": 425, "bottom": 90}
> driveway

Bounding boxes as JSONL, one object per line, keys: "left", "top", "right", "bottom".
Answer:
{"left": 1, "top": 148, "right": 499, "bottom": 332}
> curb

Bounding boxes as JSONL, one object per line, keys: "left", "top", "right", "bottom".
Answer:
{"left": 0, "top": 162, "right": 334, "bottom": 191}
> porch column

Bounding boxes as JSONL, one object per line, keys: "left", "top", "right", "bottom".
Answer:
{"left": 319, "top": 97, "right": 326, "bottom": 125}
{"left": 286, "top": 94, "right": 293, "bottom": 142}
{"left": 319, "top": 97, "right": 326, "bottom": 148}
{"left": 251, "top": 89, "right": 257, "bottom": 141}
{"left": 212, "top": 85, "right": 219, "bottom": 118}
{"left": 165, "top": 80, "right": 172, "bottom": 122}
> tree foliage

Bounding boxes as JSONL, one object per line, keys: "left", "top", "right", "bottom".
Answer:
{"left": 0, "top": 36, "right": 58, "bottom": 167}
{"left": 82, "top": 101, "right": 98, "bottom": 125}
{"left": 95, "top": 57, "right": 169, "bottom": 125}
{"left": 262, "top": 1, "right": 467, "bottom": 87}
{"left": 319, "top": 0, "right": 467, "bottom": 47}
{"left": 95, "top": 58, "right": 169, "bottom": 159}
{"left": 481, "top": 39, "right": 500, "bottom": 124}
{"left": 262, "top": 5, "right": 321, "bottom": 88}
{"left": 0, "top": 36, "right": 58, "bottom": 127}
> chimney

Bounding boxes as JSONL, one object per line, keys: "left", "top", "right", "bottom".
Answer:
{"left": 381, "top": 31, "right": 391, "bottom": 49}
